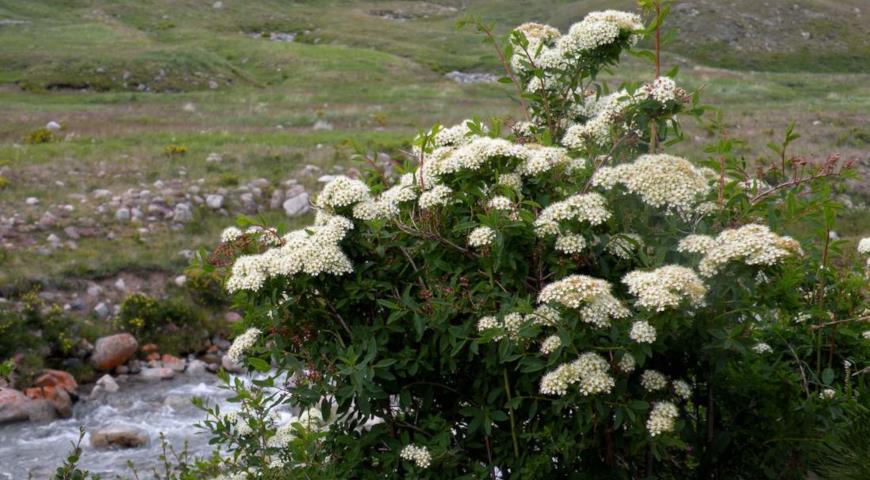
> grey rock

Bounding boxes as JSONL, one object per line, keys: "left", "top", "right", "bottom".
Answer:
{"left": 115, "top": 208, "right": 131, "bottom": 221}
{"left": 25, "top": 197, "right": 39, "bottom": 206}
{"left": 283, "top": 192, "right": 310, "bottom": 217}
{"left": 174, "top": 275, "right": 187, "bottom": 287}
{"left": 221, "top": 354, "right": 244, "bottom": 373}
{"left": 186, "top": 359, "right": 208, "bottom": 376}
{"left": 94, "top": 302, "right": 110, "bottom": 319}
{"left": 173, "top": 203, "right": 193, "bottom": 222}
{"left": 98, "top": 374, "right": 120, "bottom": 393}
{"left": 205, "top": 152, "right": 222, "bottom": 163}
{"left": 312, "top": 119, "right": 333, "bottom": 131}
{"left": 206, "top": 194, "right": 224, "bottom": 209}
{"left": 46, "top": 121, "right": 61, "bottom": 131}
{"left": 317, "top": 175, "right": 337, "bottom": 183}
{"left": 64, "top": 226, "right": 80, "bottom": 240}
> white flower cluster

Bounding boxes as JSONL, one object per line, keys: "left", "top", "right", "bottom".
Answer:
{"left": 696, "top": 224, "right": 803, "bottom": 277}
{"left": 498, "top": 172, "right": 523, "bottom": 190}
{"left": 534, "top": 192, "right": 611, "bottom": 237}
{"left": 540, "top": 352, "right": 614, "bottom": 396}
{"left": 518, "top": 145, "right": 573, "bottom": 176}
{"left": 858, "top": 237, "right": 870, "bottom": 255}
{"left": 618, "top": 353, "right": 637, "bottom": 373}
{"left": 540, "top": 335, "right": 562, "bottom": 355}
{"left": 538, "top": 274, "right": 629, "bottom": 327}
{"left": 417, "top": 136, "right": 529, "bottom": 187}
{"left": 640, "top": 369, "right": 668, "bottom": 391}
{"left": 468, "top": 226, "right": 496, "bottom": 248}
{"left": 605, "top": 233, "right": 643, "bottom": 260}
{"left": 226, "top": 328, "right": 262, "bottom": 364}
{"left": 554, "top": 233, "right": 587, "bottom": 254}
{"left": 226, "top": 215, "right": 354, "bottom": 292}
{"left": 673, "top": 379, "right": 692, "bottom": 400}
{"left": 647, "top": 401, "right": 679, "bottom": 437}
{"left": 486, "top": 195, "right": 514, "bottom": 212}
{"left": 525, "top": 305, "right": 561, "bottom": 327}
{"left": 511, "top": 12, "right": 640, "bottom": 75}
{"left": 637, "top": 76, "right": 684, "bottom": 104}
{"left": 433, "top": 120, "right": 477, "bottom": 148}
{"left": 315, "top": 176, "right": 371, "bottom": 211}
{"left": 400, "top": 444, "right": 432, "bottom": 469}
{"left": 677, "top": 234, "right": 717, "bottom": 255}
{"left": 752, "top": 342, "right": 773, "bottom": 354}
{"left": 418, "top": 184, "right": 453, "bottom": 209}
{"left": 629, "top": 320, "right": 657, "bottom": 344}
{"left": 623, "top": 265, "right": 707, "bottom": 311}
{"left": 819, "top": 388, "right": 836, "bottom": 400}
{"left": 592, "top": 154, "right": 714, "bottom": 215}
{"left": 221, "top": 226, "right": 244, "bottom": 243}
{"left": 562, "top": 91, "right": 632, "bottom": 148}
{"left": 476, "top": 315, "right": 501, "bottom": 339}
{"left": 352, "top": 173, "right": 417, "bottom": 221}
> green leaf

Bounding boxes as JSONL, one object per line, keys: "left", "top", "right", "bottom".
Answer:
{"left": 247, "top": 357, "right": 271, "bottom": 373}
{"left": 821, "top": 368, "right": 834, "bottom": 385}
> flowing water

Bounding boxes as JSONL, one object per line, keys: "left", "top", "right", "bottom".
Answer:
{"left": 0, "top": 374, "right": 233, "bottom": 479}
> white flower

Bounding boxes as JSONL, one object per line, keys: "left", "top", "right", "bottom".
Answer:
{"left": 623, "top": 265, "right": 707, "bottom": 311}
{"left": 819, "top": 388, "right": 836, "bottom": 400}
{"left": 315, "top": 176, "right": 371, "bottom": 211}
{"left": 641, "top": 370, "right": 668, "bottom": 392}
{"left": 857, "top": 237, "right": 870, "bottom": 255}
{"left": 538, "top": 275, "right": 629, "bottom": 327}
{"left": 486, "top": 195, "right": 514, "bottom": 211}
{"left": 677, "top": 234, "right": 716, "bottom": 255}
{"left": 618, "top": 353, "right": 636, "bottom": 373}
{"left": 629, "top": 320, "right": 656, "bottom": 344}
{"left": 591, "top": 154, "right": 714, "bottom": 216}
{"left": 418, "top": 185, "right": 453, "bottom": 210}
{"left": 698, "top": 224, "right": 803, "bottom": 277}
{"left": 503, "top": 312, "right": 527, "bottom": 339}
{"left": 432, "top": 120, "right": 477, "bottom": 148}
{"left": 637, "top": 76, "right": 683, "bottom": 104}
{"left": 541, "top": 335, "right": 562, "bottom": 355}
{"left": 519, "top": 145, "right": 571, "bottom": 176}
{"left": 477, "top": 316, "right": 503, "bottom": 341}
{"left": 227, "top": 328, "right": 262, "bottom": 364}
{"left": 554, "top": 234, "right": 586, "bottom": 254}
{"left": 468, "top": 226, "right": 496, "bottom": 248}
{"left": 647, "top": 401, "right": 679, "bottom": 437}
{"left": 400, "top": 444, "right": 432, "bottom": 469}
{"left": 221, "top": 226, "right": 244, "bottom": 243}
{"left": 752, "top": 342, "right": 773, "bottom": 354}
{"left": 673, "top": 380, "right": 692, "bottom": 401}
{"left": 534, "top": 192, "right": 611, "bottom": 238}
{"left": 540, "top": 352, "right": 614, "bottom": 396}
{"left": 497, "top": 172, "right": 523, "bottom": 190}
{"left": 525, "top": 305, "right": 561, "bottom": 327}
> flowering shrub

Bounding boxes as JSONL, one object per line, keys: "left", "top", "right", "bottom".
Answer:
{"left": 196, "top": 5, "right": 867, "bottom": 479}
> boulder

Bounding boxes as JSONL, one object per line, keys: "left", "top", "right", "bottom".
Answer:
{"left": 91, "top": 333, "right": 138, "bottom": 371}
{"left": 221, "top": 354, "right": 244, "bottom": 373}
{"left": 25, "top": 385, "right": 72, "bottom": 418}
{"left": 283, "top": 192, "right": 310, "bottom": 217}
{"left": 0, "top": 388, "right": 30, "bottom": 424}
{"left": 205, "top": 194, "right": 224, "bottom": 209}
{"left": 90, "top": 426, "right": 149, "bottom": 449}
{"left": 34, "top": 369, "right": 78, "bottom": 395}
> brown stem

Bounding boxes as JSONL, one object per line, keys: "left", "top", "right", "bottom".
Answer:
{"left": 480, "top": 23, "right": 530, "bottom": 122}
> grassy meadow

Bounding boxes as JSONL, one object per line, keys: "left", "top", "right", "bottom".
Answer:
{"left": 0, "top": 0, "right": 867, "bottom": 294}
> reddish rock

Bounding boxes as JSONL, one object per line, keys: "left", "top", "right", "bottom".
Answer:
{"left": 145, "top": 352, "right": 160, "bottom": 362}
{"left": 24, "top": 385, "right": 73, "bottom": 418}
{"left": 161, "top": 354, "right": 186, "bottom": 372}
{"left": 91, "top": 333, "right": 138, "bottom": 371}
{"left": 0, "top": 388, "right": 30, "bottom": 424}
{"left": 141, "top": 343, "right": 159, "bottom": 353}
{"left": 91, "top": 426, "right": 149, "bottom": 449}
{"left": 34, "top": 369, "right": 78, "bottom": 394}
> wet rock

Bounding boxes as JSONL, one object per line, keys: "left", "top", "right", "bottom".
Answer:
{"left": 163, "top": 394, "right": 191, "bottom": 409}
{"left": 91, "top": 333, "right": 138, "bottom": 371}
{"left": 0, "top": 388, "right": 30, "bottom": 424}
{"left": 97, "top": 374, "right": 119, "bottom": 393}
{"left": 161, "top": 354, "right": 186, "bottom": 372}
{"left": 186, "top": 359, "right": 208, "bottom": 376}
{"left": 139, "top": 367, "right": 175, "bottom": 381}
{"left": 24, "top": 386, "right": 72, "bottom": 418}
{"left": 90, "top": 426, "right": 149, "bottom": 449}
{"left": 283, "top": 192, "right": 310, "bottom": 217}
{"left": 221, "top": 354, "right": 244, "bottom": 373}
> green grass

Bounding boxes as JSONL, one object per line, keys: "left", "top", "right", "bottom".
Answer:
{"left": 0, "top": 0, "right": 867, "bottom": 293}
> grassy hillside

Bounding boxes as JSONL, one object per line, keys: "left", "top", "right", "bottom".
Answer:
{"left": 0, "top": 0, "right": 867, "bottom": 294}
